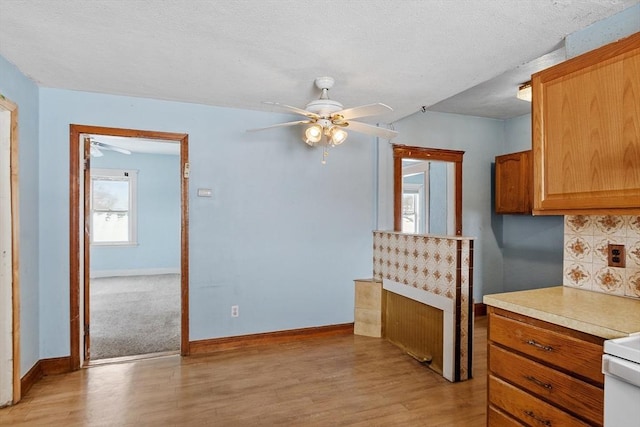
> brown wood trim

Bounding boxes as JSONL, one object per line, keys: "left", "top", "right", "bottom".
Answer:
{"left": 40, "top": 356, "right": 73, "bottom": 376}
{"left": 392, "top": 145, "right": 464, "bottom": 235}
{"left": 190, "top": 323, "right": 355, "bottom": 355}
{"left": 20, "top": 361, "right": 42, "bottom": 398}
{"left": 474, "top": 303, "right": 487, "bottom": 317}
{"left": 180, "top": 136, "right": 190, "bottom": 356}
{"left": 69, "top": 126, "right": 81, "bottom": 369}
{"left": 0, "top": 96, "right": 21, "bottom": 403}
{"left": 393, "top": 153, "right": 402, "bottom": 232}
{"left": 533, "top": 207, "right": 640, "bottom": 216}
{"left": 20, "top": 357, "right": 72, "bottom": 398}
{"left": 393, "top": 145, "right": 465, "bottom": 163}
{"left": 454, "top": 156, "right": 463, "bottom": 235}
{"left": 70, "top": 124, "right": 190, "bottom": 368}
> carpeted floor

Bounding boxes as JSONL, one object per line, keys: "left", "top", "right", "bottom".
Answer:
{"left": 89, "top": 274, "right": 180, "bottom": 360}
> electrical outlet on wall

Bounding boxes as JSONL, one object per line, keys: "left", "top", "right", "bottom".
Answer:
{"left": 231, "top": 305, "right": 239, "bottom": 317}
{"left": 608, "top": 244, "right": 625, "bottom": 268}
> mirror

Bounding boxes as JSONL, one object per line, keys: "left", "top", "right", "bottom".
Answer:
{"left": 393, "top": 145, "right": 464, "bottom": 236}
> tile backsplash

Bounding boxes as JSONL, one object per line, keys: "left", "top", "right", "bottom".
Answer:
{"left": 564, "top": 215, "right": 640, "bottom": 299}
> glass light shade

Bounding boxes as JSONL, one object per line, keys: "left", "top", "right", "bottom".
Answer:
{"left": 329, "top": 127, "right": 348, "bottom": 145}
{"left": 517, "top": 82, "right": 532, "bottom": 102}
{"left": 304, "top": 124, "right": 322, "bottom": 144}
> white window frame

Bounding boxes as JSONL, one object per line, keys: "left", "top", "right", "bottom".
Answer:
{"left": 90, "top": 168, "right": 138, "bottom": 246}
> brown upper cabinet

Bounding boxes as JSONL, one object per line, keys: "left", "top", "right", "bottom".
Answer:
{"left": 495, "top": 150, "right": 532, "bottom": 214}
{"left": 532, "top": 31, "right": 640, "bottom": 215}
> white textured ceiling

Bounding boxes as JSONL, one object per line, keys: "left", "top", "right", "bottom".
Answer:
{"left": 0, "top": 0, "right": 638, "bottom": 123}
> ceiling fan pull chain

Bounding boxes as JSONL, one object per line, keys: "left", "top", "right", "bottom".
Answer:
{"left": 322, "top": 146, "right": 329, "bottom": 164}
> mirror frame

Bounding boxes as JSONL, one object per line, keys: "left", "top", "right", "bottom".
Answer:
{"left": 393, "top": 145, "right": 464, "bottom": 236}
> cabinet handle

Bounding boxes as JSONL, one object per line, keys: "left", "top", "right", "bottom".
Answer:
{"left": 525, "top": 375, "right": 553, "bottom": 390}
{"left": 526, "top": 339, "right": 553, "bottom": 352}
{"left": 524, "top": 410, "right": 552, "bottom": 426}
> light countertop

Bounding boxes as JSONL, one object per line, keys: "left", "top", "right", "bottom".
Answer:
{"left": 483, "top": 286, "right": 640, "bottom": 339}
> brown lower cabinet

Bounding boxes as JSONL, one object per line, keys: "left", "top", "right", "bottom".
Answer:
{"left": 487, "top": 307, "right": 604, "bottom": 426}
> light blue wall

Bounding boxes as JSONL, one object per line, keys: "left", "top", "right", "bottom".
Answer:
{"left": 380, "top": 111, "right": 505, "bottom": 300}
{"left": 0, "top": 55, "right": 40, "bottom": 375}
{"left": 38, "top": 88, "right": 375, "bottom": 356}
{"left": 90, "top": 151, "right": 180, "bottom": 274}
{"left": 501, "top": 115, "right": 564, "bottom": 291}
{"left": 565, "top": 3, "right": 640, "bottom": 58}
{"left": 429, "top": 162, "right": 448, "bottom": 235}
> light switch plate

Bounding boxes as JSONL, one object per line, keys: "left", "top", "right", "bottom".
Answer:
{"left": 197, "top": 188, "right": 212, "bottom": 197}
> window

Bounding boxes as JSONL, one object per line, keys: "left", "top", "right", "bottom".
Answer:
{"left": 90, "top": 168, "right": 138, "bottom": 245}
{"left": 402, "top": 184, "right": 423, "bottom": 234}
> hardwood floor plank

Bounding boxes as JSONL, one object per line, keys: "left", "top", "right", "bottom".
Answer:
{"left": 0, "top": 317, "right": 487, "bottom": 426}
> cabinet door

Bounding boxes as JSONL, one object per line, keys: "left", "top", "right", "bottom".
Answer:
{"left": 495, "top": 150, "right": 532, "bottom": 214}
{"left": 532, "top": 32, "right": 640, "bottom": 214}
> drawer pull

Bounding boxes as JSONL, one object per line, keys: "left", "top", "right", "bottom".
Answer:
{"left": 525, "top": 375, "right": 553, "bottom": 390}
{"left": 526, "top": 339, "right": 553, "bottom": 352}
{"left": 524, "top": 410, "right": 552, "bottom": 426}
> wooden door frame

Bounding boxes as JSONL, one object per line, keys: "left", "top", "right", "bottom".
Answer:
{"left": 0, "top": 96, "right": 20, "bottom": 403}
{"left": 69, "top": 124, "right": 190, "bottom": 369}
{"left": 393, "top": 145, "right": 464, "bottom": 236}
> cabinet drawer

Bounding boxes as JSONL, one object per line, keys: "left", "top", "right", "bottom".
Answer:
{"left": 489, "top": 375, "right": 591, "bottom": 427}
{"left": 488, "top": 405, "right": 524, "bottom": 426}
{"left": 490, "top": 344, "right": 603, "bottom": 425}
{"left": 489, "top": 313, "right": 603, "bottom": 385}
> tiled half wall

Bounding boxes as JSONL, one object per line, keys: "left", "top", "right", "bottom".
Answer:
{"left": 564, "top": 215, "right": 640, "bottom": 299}
{"left": 372, "top": 231, "right": 475, "bottom": 382}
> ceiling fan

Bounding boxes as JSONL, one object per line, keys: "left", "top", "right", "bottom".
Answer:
{"left": 249, "top": 77, "right": 398, "bottom": 162}
{"left": 89, "top": 138, "right": 132, "bottom": 157}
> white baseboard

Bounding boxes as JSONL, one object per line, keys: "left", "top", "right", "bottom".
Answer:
{"left": 90, "top": 268, "right": 180, "bottom": 279}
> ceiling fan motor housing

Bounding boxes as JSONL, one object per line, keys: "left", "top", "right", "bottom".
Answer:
{"left": 305, "top": 99, "right": 343, "bottom": 116}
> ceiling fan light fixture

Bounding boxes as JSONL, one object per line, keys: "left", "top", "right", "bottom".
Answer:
{"left": 329, "top": 127, "right": 348, "bottom": 146}
{"left": 250, "top": 77, "right": 398, "bottom": 162}
{"left": 304, "top": 124, "right": 323, "bottom": 145}
{"left": 517, "top": 81, "right": 532, "bottom": 102}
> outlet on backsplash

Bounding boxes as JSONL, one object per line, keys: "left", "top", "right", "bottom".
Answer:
{"left": 564, "top": 215, "right": 640, "bottom": 299}
{"left": 608, "top": 244, "right": 625, "bottom": 268}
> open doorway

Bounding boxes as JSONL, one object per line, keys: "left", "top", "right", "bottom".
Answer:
{"left": 87, "top": 135, "right": 181, "bottom": 361}
{"left": 69, "top": 125, "right": 190, "bottom": 369}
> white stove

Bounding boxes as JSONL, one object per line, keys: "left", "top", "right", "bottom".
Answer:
{"left": 603, "top": 335, "right": 640, "bottom": 427}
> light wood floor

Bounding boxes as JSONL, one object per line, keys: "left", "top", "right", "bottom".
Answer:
{"left": 1, "top": 317, "right": 487, "bottom": 426}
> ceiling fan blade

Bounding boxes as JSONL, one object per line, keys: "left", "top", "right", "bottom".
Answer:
{"left": 247, "top": 120, "right": 311, "bottom": 133}
{"left": 335, "top": 103, "right": 393, "bottom": 121}
{"left": 344, "top": 121, "right": 398, "bottom": 140}
{"left": 262, "top": 101, "right": 319, "bottom": 119}
{"left": 92, "top": 141, "right": 132, "bottom": 155}
{"left": 90, "top": 145, "right": 103, "bottom": 157}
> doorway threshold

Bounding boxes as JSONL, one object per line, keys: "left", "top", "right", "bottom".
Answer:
{"left": 85, "top": 350, "right": 180, "bottom": 368}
